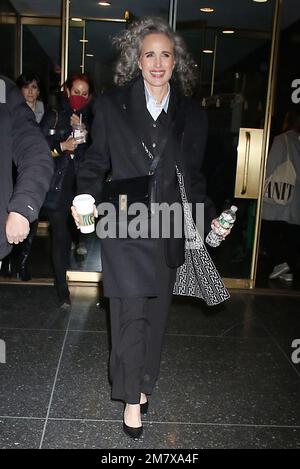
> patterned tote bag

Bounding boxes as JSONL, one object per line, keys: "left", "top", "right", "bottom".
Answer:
{"left": 173, "top": 168, "right": 230, "bottom": 306}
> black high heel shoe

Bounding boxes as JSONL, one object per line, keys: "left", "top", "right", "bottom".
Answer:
{"left": 123, "top": 421, "right": 143, "bottom": 440}
{"left": 140, "top": 401, "right": 148, "bottom": 415}
{"left": 123, "top": 405, "right": 143, "bottom": 439}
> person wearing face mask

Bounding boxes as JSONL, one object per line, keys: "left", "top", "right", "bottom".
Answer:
{"left": 40, "top": 73, "right": 94, "bottom": 306}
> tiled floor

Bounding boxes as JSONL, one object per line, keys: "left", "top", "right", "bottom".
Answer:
{"left": 0, "top": 284, "right": 299, "bottom": 449}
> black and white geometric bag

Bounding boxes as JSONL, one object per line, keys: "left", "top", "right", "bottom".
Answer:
{"left": 173, "top": 168, "right": 230, "bottom": 306}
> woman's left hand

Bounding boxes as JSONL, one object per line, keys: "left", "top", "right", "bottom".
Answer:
{"left": 211, "top": 218, "right": 232, "bottom": 240}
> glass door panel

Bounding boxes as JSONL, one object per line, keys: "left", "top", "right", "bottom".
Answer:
{"left": 69, "top": 20, "right": 125, "bottom": 94}
{"left": 22, "top": 23, "right": 61, "bottom": 105}
{"left": 177, "top": 0, "right": 277, "bottom": 284}
{"left": 256, "top": 0, "right": 300, "bottom": 291}
{"left": 66, "top": 0, "right": 171, "bottom": 279}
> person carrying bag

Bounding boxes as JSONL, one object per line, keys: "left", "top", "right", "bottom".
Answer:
{"left": 264, "top": 133, "right": 296, "bottom": 206}
{"left": 262, "top": 120, "right": 300, "bottom": 283}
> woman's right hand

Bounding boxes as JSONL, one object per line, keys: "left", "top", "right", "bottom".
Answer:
{"left": 71, "top": 205, "right": 80, "bottom": 228}
{"left": 60, "top": 135, "right": 77, "bottom": 153}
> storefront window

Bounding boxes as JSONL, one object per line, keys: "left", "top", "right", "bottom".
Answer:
{"left": 22, "top": 24, "right": 61, "bottom": 106}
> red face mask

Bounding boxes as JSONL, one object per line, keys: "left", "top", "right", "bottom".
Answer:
{"left": 69, "top": 94, "right": 87, "bottom": 111}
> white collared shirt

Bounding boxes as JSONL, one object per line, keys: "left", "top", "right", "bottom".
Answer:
{"left": 144, "top": 82, "right": 170, "bottom": 121}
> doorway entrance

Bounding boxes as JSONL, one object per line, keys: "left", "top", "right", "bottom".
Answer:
{"left": 0, "top": 0, "right": 287, "bottom": 290}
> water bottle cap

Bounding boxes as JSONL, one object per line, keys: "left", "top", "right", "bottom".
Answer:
{"left": 230, "top": 205, "right": 238, "bottom": 213}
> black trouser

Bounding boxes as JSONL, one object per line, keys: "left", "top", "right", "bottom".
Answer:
{"left": 47, "top": 209, "right": 73, "bottom": 288}
{"left": 261, "top": 220, "right": 300, "bottom": 274}
{"left": 109, "top": 254, "right": 176, "bottom": 404}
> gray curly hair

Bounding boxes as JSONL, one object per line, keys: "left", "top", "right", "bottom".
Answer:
{"left": 112, "top": 17, "right": 198, "bottom": 96}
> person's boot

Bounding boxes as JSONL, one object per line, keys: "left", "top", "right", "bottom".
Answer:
{"left": 18, "top": 254, "right": 31, "bottom": 281}
{"left": 0, "top": 255, "right": 13, "bottom": 277}
{"left": 16, "top": 221, "right": 38, "bottom": 281}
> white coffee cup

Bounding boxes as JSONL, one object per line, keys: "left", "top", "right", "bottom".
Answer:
{"left": 73, "top": 194, "right": 95, "bottom": 233}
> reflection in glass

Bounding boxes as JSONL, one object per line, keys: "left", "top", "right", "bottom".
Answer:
{"left": 256, "top": 0, "right": 300, "bottom": 291}
{"left": 0, "top": 0, "right": 17, "bottom": 79}
{"left": 22, "top": 25, "right": 61, "bottom": 106}
{"left": 69, "top": 20, "right": 125, "bottom": 93}
{"left": 177, "top": 0, "right": 276, "bottom": 280}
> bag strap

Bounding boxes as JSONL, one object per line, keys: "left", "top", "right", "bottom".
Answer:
{"left": 141, "top": 99, "right": 181, "bottom": 174}
{"left": 284, "top": 133, "right": 291, "bottom": 162}
{"left": 142, "top": 136, "right": 168, "bottom": 175}
{"left": 53, "top": 109, "right": 59, "bottom": 129}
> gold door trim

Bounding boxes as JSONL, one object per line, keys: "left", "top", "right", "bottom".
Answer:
{"left": 67, "top": 271, "right": 102, "bottom": 283}
{"left": 20, "top": 17, "right": 60, "bottom": 25}
{"left": 251, "top": 0, "right": 282, "bottom": 284}
{"left": 61, "top": 0, "right": 70, "bottom": 84}
{"left": 65, "top": 275, "right": 253, "bottom": 289}
{"left": 235, "top": 128, "right": 264, "bottom": 199}
{"left": 223, "top": 278, "right": 254, "bottom": 290}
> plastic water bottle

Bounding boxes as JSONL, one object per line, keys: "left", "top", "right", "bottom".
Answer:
{"left": 206, "top": 205, "right": 238, "bottom": 247}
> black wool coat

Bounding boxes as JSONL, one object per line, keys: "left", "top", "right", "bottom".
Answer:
{"left": 40, "top": 96, "right": 94, "bottom": 211}
{"left": 0, "top": 76, "right": 53, "bottom": 260}
{"left": 77, "top": 77, "right": 215, "bottom": 297}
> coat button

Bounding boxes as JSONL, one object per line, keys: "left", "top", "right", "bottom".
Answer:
{"left": 152, "top": 143, "right": 156, "bottom": 148}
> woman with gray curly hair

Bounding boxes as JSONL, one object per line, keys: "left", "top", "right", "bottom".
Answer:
{"left": 113, "top": 16, "right": 198, "bottom": 96}
{"left": 73, "top": 16, "right": 228, "bottom": 440}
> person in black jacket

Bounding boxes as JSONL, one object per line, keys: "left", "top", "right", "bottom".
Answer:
{"left": 13, "top": 73, "right": 46, "bottom": 281}
{"left": 40, "top": 73, "right": 94, "bottom": 307}
{"left": 0, "top": 75, "right": 53, "bottom": 266}
{"left": 72, "top": 18, "right": 230, "bottom": 439}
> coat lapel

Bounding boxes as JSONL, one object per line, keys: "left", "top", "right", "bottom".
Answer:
{"left": 118, "top": 77, "right": 148, "bottom": 151}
